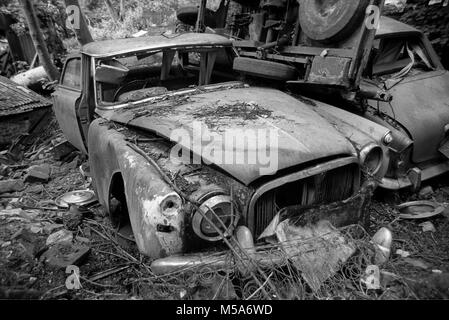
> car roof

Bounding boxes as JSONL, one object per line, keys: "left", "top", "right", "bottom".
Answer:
{"left": 81, "top": 32, "right": 233, "bottom": 58}
{"left": 376, "top": 16, "right": 422, "bottom": 38}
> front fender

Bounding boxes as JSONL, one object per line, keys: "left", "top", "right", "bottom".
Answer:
{"left": 88, "top": 118, "right": 185, "bottom": 258}
{"left": 313, "top": 103, "right": 391, "bottom": 179}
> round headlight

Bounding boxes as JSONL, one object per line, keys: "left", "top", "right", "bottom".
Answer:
{"left": 360, "top": 143, "right": 383, "bottom": 175}
{"left": 192, "top": 195, "right": 237, "bottom": 242}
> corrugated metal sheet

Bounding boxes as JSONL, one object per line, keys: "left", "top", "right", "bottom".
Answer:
{"left": 0, "top": 75, "right": 52, "bottom": 117}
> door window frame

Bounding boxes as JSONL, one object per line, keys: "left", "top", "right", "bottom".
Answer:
{"left": 59, "top": 54, "right": 82, "bottom": 91}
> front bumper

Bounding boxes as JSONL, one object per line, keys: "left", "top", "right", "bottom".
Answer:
{"left": 150, "top": 180, "right": 375, "bottom": 275}
{"left": 380, "top": 160, "right": 449, "bottom": 190}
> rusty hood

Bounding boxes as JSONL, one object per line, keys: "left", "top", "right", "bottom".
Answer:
{"left": 99, "top": 86, "right": 355, "bottom": 185}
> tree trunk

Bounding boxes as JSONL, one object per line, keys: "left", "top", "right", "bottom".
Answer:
{"left": 45, "top": 16, "right": 66, "bottom": 58}
{"left": 104, "top": 0, "right": 120, "bottom": 23}
{"left": 19, "top": 0, "right": 60, "bottom": 81}
{"left": 64, "top": 0, "right": 94, "bottom": 46}
{"left": 119, "top": 0, "right": 125, "bottom": 21}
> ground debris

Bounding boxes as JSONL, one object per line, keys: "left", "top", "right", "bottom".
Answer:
{"left": 0, "top": 164, "right": 9, "bottom": 176}
{"left": 24, "top": 164, "right": 51, "bottom": 183}
{"left": 41, "top": 242, "right": 90, "bottom": 269}
{"left": 0, "top": 179, "right": 25, "bottom": 194}
{"left": 402, "top": 257, "right": 430, "bottom": 270}
{"left": 2, "top": 112, "right": 449, "bottom": 300}
{"left": 419, "top": 186, "right": 434, "bottom": 198}
{"left": 419, "top": 221, "right": 436, "bottom": 233}
{"left": 50, "top": 140, "right": 77, "bottom": 161}
{"left": 46, "top": 229, "right": 73, "bottom": 246}
{"left": 274, "top": 219, "right": 356, "bottom": 292}
{"left": 63, "top": 205, "right": 88, "bottom": 231}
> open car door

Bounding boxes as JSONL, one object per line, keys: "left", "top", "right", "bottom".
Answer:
{"left": 53, "top": 54, "right": 88, "bottom": 154}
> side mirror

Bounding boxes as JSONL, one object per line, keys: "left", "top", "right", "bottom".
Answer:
{"left": 95, "top": 61, "right": 129, "bottom": 85}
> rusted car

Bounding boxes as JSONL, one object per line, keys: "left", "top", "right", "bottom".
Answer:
{"left": 282, "top": 16, "right": 449, "bottom": 191}
{"left": 53, "top": 32, "right": 389, "bottom": 273}
{"left": 358, "top": 17, "right": 449, "bottom": 190}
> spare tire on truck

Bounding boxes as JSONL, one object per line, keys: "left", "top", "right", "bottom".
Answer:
{"left": 299, "top": 0, "right": 370, "bottom": 42}
{"left": 176, "top": 6, "right": 217, "bottom": 28}
{"left": 233, "top": 57, "right": 298, "bottom": 81}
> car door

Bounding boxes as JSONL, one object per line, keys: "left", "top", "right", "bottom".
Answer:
{"left": 53, "top": 54, "right": 88, "bottom": 154}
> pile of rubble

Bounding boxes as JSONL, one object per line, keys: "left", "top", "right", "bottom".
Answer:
{"left": 0, "top": 119, "right": 94, "bottom": 298}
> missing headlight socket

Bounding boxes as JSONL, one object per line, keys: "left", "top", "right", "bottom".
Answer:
{"left": 157, "top": 224, "right": 175, "bottom": 233}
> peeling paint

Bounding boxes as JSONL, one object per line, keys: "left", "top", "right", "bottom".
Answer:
{"left": 124, "top": 150, "right": 139, "bottom": 168}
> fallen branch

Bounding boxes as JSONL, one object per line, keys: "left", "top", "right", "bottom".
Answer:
{"left": 89, "top": 264, "right": 131, "bottom": 282}
{"left": 81, "top": 276, "right": 118, "bottom": 288}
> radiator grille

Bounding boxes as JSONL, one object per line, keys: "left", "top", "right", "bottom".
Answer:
{"left": 253, "top": 164, "right": 357, "bottom": 238}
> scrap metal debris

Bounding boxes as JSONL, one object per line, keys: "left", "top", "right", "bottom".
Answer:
{"left": 372, "top": 227, "right": 393, "bottom": 265}
{"left": 361, "top": 265, "right": 381, "bottom": 290}
{"left": 54, "top": 190, "right": 97, "bottom": 209}
{"left": 397, "top": 200, "right": 445, "bottom": 220}
{"left": 0, "top": 75, "right": 52, "bottom": 147}
{"left": 419, "top": 221, "right": 437, "bottom": 233}
{"left": 272, "top": 219, "right": 356, "bottom": 292}
{"left": 41, "top": 242, "right": 91, "bottom": 269}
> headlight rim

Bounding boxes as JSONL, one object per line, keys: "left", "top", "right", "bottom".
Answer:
{"left": 192, "top": 194, "right": 238, "bottom": 242}
{"left": 360, "top": 143, "right": 383, "bottom": 175}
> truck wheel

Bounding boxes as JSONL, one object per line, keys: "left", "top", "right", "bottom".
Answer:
{"left": 299, "top": 0, "right": 370, "bottom": 42}
{"left": 233, "top": 57, "right": 297, "bottom": 81}
{"left": 176, "top": 6, "right": 217, "bottom": 28}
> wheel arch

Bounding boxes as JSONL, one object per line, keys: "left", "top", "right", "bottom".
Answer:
{"left": 107, "top": 170, "right": 130, "bottom": 228}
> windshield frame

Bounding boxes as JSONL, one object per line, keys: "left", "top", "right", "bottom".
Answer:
{"left": 372, "top": 32, "right": 444, "bottom": 75}
{"left": 92, "top": 44, "right": 233, "bottom": 110}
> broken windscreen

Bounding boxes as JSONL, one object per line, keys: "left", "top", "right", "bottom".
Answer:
{"left": 94, "top": 46, "right": 232, "bottom": 106}
{"left": 370, "top": 36, "right": 436, "bottom": 78}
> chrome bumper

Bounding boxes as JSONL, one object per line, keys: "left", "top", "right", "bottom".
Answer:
{"left": 380, "top": 160, "right": 449, "bottom": 190}
{"left": 150, "top": 226, "right": 284, "bottom": 275}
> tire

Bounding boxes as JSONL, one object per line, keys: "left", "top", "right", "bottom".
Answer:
{"left": 233, "top": 57, "right": 297, "bottom": 81}
{"left": 176, "top": 6, "right": 217, "bottom": 28}
{"left": 299, "top": 0, "right": 370, "bottom": 42}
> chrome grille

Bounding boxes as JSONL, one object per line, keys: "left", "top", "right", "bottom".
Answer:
{"left": 253, "top": 164, "right": 358, "bottom": 238}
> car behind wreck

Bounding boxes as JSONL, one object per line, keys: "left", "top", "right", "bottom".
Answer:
{"left": 360, "top": 17, "right": 449, "bottom": 190}
{"left": 53, "top": 33, "right": 388, "bottom": 274}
